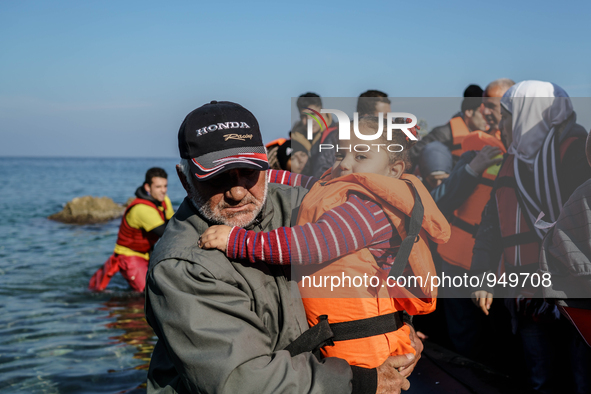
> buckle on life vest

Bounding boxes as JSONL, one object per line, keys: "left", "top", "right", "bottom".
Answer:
{"left": 284, "top": 312, "right": 405, "bottom": 357}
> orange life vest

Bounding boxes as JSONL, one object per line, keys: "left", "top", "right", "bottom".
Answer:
{"left": 438, "top": 132, "right": 506, "bottom": 270}
{"left": 449, "top": 116, "right": 471, "bottom": 159}
{"left": 295, "top": 173, "right": 450, "bottom": 368}
{"left": 115, "top": 199, "right": 167, "bottom": 253}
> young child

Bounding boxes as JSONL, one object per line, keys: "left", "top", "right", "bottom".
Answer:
{"left": 200, "top": 116, "right": 450, "bottom": 368}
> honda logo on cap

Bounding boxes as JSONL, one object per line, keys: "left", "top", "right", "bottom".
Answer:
{"left": 196, "top": 122, "right": 251, "bottom": 137}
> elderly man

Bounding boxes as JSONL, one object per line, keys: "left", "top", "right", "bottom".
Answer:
{"left": 145, "top": 101, "right": 420, "bottom": 394}
{"left": 481, "top": 78, "right": 516, "bottom": 138}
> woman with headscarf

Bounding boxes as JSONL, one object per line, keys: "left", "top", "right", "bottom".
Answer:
{"left": 469, "top": 81, "right": 591, "bottom": 393}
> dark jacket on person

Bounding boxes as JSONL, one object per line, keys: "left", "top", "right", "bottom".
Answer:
{"left": 540, "top": 178, "right": 591, "bottom": 301}
{"left": 304, "top": 122, "right": 338, "bottom": 178}
{"left": 145, "top": 183, "right": 374, "bottom": 394}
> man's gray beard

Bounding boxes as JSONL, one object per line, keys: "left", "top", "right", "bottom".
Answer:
{"left": 189, "top": 179, "right": 268, "bottom": 228}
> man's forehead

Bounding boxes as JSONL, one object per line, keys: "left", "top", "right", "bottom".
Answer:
{"left": 301, "top": 105, "right": 321, "bottom": 113}
{"left": 151, "top": 177, "right": 168, "bottom": 184}
{"left": 484, "top": 86, "right": 507, "bottom": 98}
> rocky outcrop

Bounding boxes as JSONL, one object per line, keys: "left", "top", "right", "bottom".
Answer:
{"left": 49, "top": 196, "right": 127, "bottom": 225}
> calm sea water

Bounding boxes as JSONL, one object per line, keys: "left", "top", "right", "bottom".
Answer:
{"left": 0, "top": 157, "right": 186, "bottom": 393}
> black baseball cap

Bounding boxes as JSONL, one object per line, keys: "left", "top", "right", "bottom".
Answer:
{"left": 178, "top": 101, "right": 269, "bottom": 181}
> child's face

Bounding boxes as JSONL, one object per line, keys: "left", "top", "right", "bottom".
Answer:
{"left": 290, "top": 151, "right": 309, "bottom": 174}
{"left": 331, "top": 133, "right": 404, "bottom": 179}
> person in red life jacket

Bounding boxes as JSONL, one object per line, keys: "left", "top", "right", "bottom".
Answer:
{"left": 294, "top": 92, "right": 338, "bottom": 178}
{"left": 409, "top": 84, "right": 495, "bottom": 168}
{"left": 418, "top": 141, "right": 454, "bottom": 191}
{"left": 200, "top": 116, "right": 450, "bottom": 370}
{"left": 470, "top": 81, "right": 591, "bottom": 393}
{"left": 357, "top": 90, "right": 391, "bottom": 116}
{"left": 89, "top": 167, "right": 174, "bottom": 292}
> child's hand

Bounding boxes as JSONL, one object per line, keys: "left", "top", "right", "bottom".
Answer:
{"left": 199, "top": 225, "right": 232, "bottom": 253}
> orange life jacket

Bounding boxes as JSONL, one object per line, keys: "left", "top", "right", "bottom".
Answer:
{"left": 295, "top": 173, "right": 450, "bottom": 368}
{"left": 438, "top": 132, "right": 506, "bottom": 270}
{"left": 115, "top": 199, "right": 167, "bottom": 253}
{"left": 449, "top": 116, "right": 471, "bottom": 159}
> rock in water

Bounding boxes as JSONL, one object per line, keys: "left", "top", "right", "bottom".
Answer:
{"left": 49, "top": 196, "right": 126, "bottom": 224}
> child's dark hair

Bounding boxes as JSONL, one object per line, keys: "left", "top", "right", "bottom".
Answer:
{"left": 144, "top": 167, "right": 168, "bottom": 186}
{"left": 355, "top": 116, "right": 412, "bottom": 170}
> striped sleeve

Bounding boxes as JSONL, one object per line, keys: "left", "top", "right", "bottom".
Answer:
{"left": 266, "top": 169, "right": 319, "bottom": 190}
{"left": 226, "top": 194, "right": 394, "bottom": 265}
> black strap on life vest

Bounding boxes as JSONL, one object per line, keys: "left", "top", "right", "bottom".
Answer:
{"left": 451, "top": 143, "right": 462, "bottom": 153}
{"left": 451, "top": 216, "right": 479, "bottom": 237}
{"left": 479, "top": 177, "right": 495, "bottom": 188}
{"left": 388, "top": 181, "right": 424, "bottom": 280}
{"left": 284, "top": 312, "right": 404, "bottom": 357}
{"left": 501, "top": 231, "right": 539, "bottom": 248}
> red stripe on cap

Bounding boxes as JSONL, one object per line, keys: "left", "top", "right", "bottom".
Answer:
{"left": 215, "top": 152, "right": 268, "bottom": 163}
{"left": 192, "top": 153, "right": 268, "bottom": 179}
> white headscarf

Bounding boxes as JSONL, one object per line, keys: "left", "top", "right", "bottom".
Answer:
{"left": 500, "top": 80, "right": 573, "bottom": 169}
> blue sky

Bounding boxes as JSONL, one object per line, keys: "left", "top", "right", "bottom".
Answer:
{"left": 1, "top": 0, "right": 590, "bottom": 158}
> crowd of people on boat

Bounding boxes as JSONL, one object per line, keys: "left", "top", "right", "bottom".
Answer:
{"left": 90, "top": 80, "right": 591, "bottom": 393}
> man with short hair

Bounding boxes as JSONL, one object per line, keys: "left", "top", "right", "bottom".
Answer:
{"left": 89, "top": 167, "right": 174, "bottom": 292}
{"left": 357, "top": 90, "right": 392, "bottom": 116}
{"left": 294, "top": 92, "right": 338, "bottom": 178}
{"left": 145, "top": 101, "right": 419, "bottom": 394}
{"left": 409, "top": 84, "right": 494, "bottom": 168}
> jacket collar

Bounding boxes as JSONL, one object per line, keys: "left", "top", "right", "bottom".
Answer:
{"left": 135, "top": 186, "right": 162, "bottom": 207}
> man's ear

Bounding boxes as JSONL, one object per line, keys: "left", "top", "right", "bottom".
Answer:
{"left": 143, "top": 182, "right": 151, "bottom": 194}
{"left": 464, "top": 109, "right": 474, "bottom": 119}
{"left": 176, "top": 165, "right": 191, "bottom": 194}
{"left": 388, "top": 159, "right": 406, "bottom": 178}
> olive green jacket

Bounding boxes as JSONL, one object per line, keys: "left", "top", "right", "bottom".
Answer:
{"left": 145, "top": 183, "right": 356, "bottom": 394}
